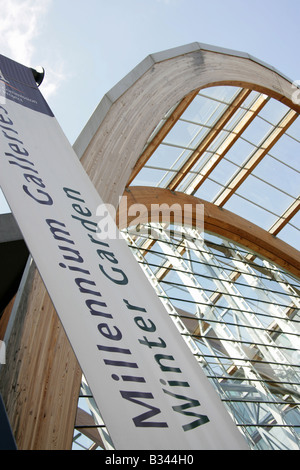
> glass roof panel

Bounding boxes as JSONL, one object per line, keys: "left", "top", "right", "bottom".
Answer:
{"left": 223, "top": 107, "right": 250, "bottom": 133}
{"left": 131, "top": 166, "right": 171, "bottom": 187}
{"left": 220, "top": 138, "right": 256, "bottom": 167}
{"left": 287, "top": 117, "right": 300, "bottom": 142}
{"left": 187, "top": 150, "right": 215, "bottom": 175}
{"left": 163, "top": 119, "right": 205, "bottom": 149}
{"left": 220, "top": 193, "right": 280, "bottom": 230}
{"left": 180, "top": 93, "right": 226, "bottom": 126}
{"left": 253, "top": 154, "right": 299, "bottom": 199}
{"left": 199, "top": 86, "right": 242, "bottom": 103}
{"left": 277, "top": 220, "right": 300, "bottom": 249}
{"left": 203, "top": 157, "right": 239, "bottom": 189}
{"left": 128, "top": 84, "right": 300, "bottom": 253}
{"left": 146, "top": 144, "right": 191, "bottom": 171}
{"left": 233, "top": 174, "right": 294, "bottom": 220}
{"left": 236, "top": 90, "right": 261, "bottom": 109}
{"left": 206, "top": 129, "right": 231, "bottom": 153}
{"left": 269, "top": 133, "right": 300, "bottom": 173}
{"left": 192, "top": 177, "right": 223, "bottom": 201}
{"left": 240, "top": 117, "right": 274, "bottom": 146}
{"left": 257, "top": 98, "right": 290, "bottom": 126}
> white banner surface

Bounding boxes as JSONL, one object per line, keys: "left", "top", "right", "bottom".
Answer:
{"left": 0, "top": 54, "right": 248, "bottom": 450}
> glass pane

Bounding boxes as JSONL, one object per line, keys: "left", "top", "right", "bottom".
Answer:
{"left": 277, "top": 222, "right": 300, "bottom": 250}
{"left": 180, "top": 93, "right": 226, "bottom": 127}
{"left": 240, "top": 116, "right": 274, "bottom": 146}
{"left": 237, "top": 174, "right": 294, "bottom": 218}
{"left": 199, "top": 86, "right": 241, "bottom": 103}
{"left": 223, "top": 193, "right": 278, "bottom": 229}
{"left": 207, "top": 157, "right": 239, "bottom": 188}
{"left": 224, "top": 138, "right": 256, "bottom": 166}
{"left": 164, "top": 119, "right": 203, "bottom": 149}
{"left": 270, "top": 133, "right": 300, "bottom": 172}
{"left": 192, "top": 177, "right": 223, "bottom": 201}
{"left": 148, "top": 144, "right": 187, "bottom": 170}
{"left": 254, "top": 154, "right": 299, "bottom": 198}
{"left": 258, "top": 98, "right": 290, "bottom": 125}
{"left": 285, "top": 116, "right": 300, "bottom": 142}
{"left": 131, "top": 166, "right": 171, "bottom": 187}
{"left": 123, "top": 223, "right": 300, "bottom": 450}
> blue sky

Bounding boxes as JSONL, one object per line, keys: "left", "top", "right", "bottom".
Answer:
{"left": 1, "top": 0, "right": 300, "bottom": 144}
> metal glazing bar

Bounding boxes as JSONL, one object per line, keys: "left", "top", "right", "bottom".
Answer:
{"left": 206, "top": 375, "right": 300, "bottom": 387}
{"left": 269, "top": 197, "right": 300, "bottom": 236}
{"left": 235, "top": 424, "right": 300, "bottom": 428}
{"left": 156, "top": 270, "right": 298, "bottom": 308}
{"left": 131, "top": 244, "right": 300, "bottom": 286}
{"left": 184, "top": 332, "right": 300, "bottom": 352}
{"left": 158, "top": 274, "right": 299, "bottom": 300}
{"left": 155, "top": 250, "right": 186, "bottom": 281}
{"left": 151, "top": 228, "right": 256, "bottom": 364}
{"left": 126, "top": 232, "right": 300, "bottom": 277}
{"left": 167, "top": 89, "right": 252, "bottom": 191}
{"left": 193, "top": 353, "right": 300, "bottom": 368}
{"left": 126, "top": 90, "right": 199, "bottom": 186}
{"left": 168, "top": 313, "right": 300, "bottom": 338}
{"left": 145, "top": 152, "right": 298, "bottom": 203}
{"left": 213, "top": 109, "right": 299, "bottom": 207}
{"left": 187, "top": 94, "right": 269, "bottom": 195}
{"left": 221, "top": 399, "right": 300, "bottom": 405}
{"left": 159, "top": 295, "right": 299, "bottom": 317}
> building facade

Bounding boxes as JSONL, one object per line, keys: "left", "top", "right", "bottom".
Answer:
{"left": 0, "top": 43, "right": 300, "bottom": 450}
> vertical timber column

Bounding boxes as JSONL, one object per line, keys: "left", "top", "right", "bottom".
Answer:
{"left": 0, "top": 260, "right": 82, "bottom": 450}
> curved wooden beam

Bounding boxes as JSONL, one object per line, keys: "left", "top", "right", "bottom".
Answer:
{"left": 74, "top": 42, "right": 300, "bottom": 209}
{"left": 117, "top": 186, "right": 300, "bottom": 279}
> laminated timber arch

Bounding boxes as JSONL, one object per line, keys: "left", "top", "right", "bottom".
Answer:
{"left": 75, "top": 42, "right": 300, "bottom": 209}
{"left": 1, "top": 43, "right": 300, "bottom": 450}
{"left": 117, "top": 186, "right": 300, "bottom": 280}
{"left": 72, "top": 43, "right": 300, "bottom": 448}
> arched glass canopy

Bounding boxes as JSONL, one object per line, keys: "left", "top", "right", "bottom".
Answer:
{"left": 72, "top": 44, "right": 300, "bottom": 450}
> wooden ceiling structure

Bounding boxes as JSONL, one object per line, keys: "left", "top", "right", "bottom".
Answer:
{"left": 119, "top": 82, "right": 299, "bottom": 254}
{"left": 1, "top": 43, "right": 300, "bottom": 450}
{"left": 76, "top": 43, "right": 300, "bottom": 449}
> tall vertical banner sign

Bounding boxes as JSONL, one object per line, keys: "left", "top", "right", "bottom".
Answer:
{"left": 0, "top": 55, "right": 248, "bottom": 450}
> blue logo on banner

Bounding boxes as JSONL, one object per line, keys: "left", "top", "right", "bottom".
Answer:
{"left": 0, "top": 54, "right": 54, "bottom": 117}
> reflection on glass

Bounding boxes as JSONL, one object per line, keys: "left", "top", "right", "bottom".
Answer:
{"left": 122, "top": 223, "right": 300, "bottom": 450}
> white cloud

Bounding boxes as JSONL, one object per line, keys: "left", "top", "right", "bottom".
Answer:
{"left": 0, "top": 0, "right": 64, "bottom": 99}
{"left": 38, "top": 60, "right": 67, "bottom": 101}
{"left": 0, "top": 0, "right": 51, "bottom": 64}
